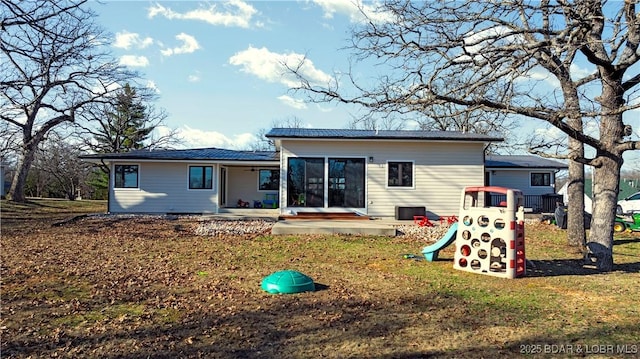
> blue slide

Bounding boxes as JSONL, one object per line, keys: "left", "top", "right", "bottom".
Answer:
{"left": 421, "top": 222, "right": 458, "bottom": 262}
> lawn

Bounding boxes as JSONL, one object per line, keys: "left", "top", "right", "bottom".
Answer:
{"left": 1, "top": 199, "right": 639, "bottom": 358}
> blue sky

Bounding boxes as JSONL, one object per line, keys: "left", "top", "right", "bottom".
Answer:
{"left": 93, "top": 0, "right": 366, "bottom": 149}
{"left": 91, "top": 1, "right": 639, "bottom": 170}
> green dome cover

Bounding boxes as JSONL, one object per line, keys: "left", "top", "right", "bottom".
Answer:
{"left": 261, "top": 270, "right": 315, "bottom": 294}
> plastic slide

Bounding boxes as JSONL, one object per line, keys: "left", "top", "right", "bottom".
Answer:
{"left": 422, "top": 222, "right": 458, "bottom": 262}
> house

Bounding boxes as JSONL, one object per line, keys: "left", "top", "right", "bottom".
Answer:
{"left": 557, "top": 177, "right": 640, "bottom": 214}
{"left": 81, "top": 128, "right": 565, "bottom": 218}
{"left": 485, "top": 155, "right": 568, "bottom": 212}
{"left": 80, "top": 148, "right": 279, "bottom": 214}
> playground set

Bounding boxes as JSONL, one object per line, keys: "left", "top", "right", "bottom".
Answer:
{"left": 421, "top": 186, "right": 527, "bottom": 279}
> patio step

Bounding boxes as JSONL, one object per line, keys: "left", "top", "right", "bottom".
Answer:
{"left": 271, "top": 219, "right": 396, "bottom": 236}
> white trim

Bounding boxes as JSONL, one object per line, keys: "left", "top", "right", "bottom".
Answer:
{"left": 186, "top": 164, "right": 215, "bottom": 191}
{"left": 257, "top": 168, "right": 280, "bottom": 192}
{"left": 113, "top": 163, "right": 140, "bottom": 190}
{"left": 529, "top": 170, "right": 554, "bottom": 188}
{"left": 281, "top": 155, "right": 368, "bottom": 210}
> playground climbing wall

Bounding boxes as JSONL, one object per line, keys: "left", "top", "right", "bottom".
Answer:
{"left": 453, "top": 186, "right": 526, "bottom": 279}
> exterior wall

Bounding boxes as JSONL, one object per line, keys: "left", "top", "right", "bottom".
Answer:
{"left": 109, "top": 161, "right": 218, "bottom": 213}
{"left": 279, "top": 139, "right": 486, "bottom": 218}
{"left": 487, "top": 169, "right": 557, "bottom": 195}
{"left": 225, "top": 166, "right": 279, "bottom": 208}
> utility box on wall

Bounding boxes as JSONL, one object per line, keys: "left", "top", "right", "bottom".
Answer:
{"left": 395, "top": 206, "right": 426, "bottom": 220}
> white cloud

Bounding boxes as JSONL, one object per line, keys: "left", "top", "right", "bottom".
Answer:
{"left": 113, "top": 31, "right": 153, "bottom": 50}
{"left": 311, "top": 0, "right": 393, "bottom": 23}
{"left": 277, "top": 95, "right": 308, "bottom": 109}
{"left": 146, "top": 80, "right": 160, "bottom": 94}
{"left": 534, "top": 125, "right": 564, "bottom": 141}
{"left": 119, "top": 55, "right": 150, "bottom": 67}
{"left": 229, "top": 46, "right": 333, "bottom": 88}
{"left": 172, "top": 126, "right": 258, "bottom": 149}
{"left": 188, "top": 73, "right": 201, "bottom": 83}
{"left": 148, "top": 0, "right": 258, "bottom": 28}
{"left": 161, "top": 33, "right": 200, "bottom": 56}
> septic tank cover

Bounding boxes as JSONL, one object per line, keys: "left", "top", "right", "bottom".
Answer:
{"left": 261, "top": 270, "right": 315, "bottom": 294}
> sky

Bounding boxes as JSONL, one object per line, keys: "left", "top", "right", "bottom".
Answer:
{"left": 91, "top": 0, "right": 639, "bottom": 170}
{"left": 92, "top": 0, "right": 368, "bottom": 150}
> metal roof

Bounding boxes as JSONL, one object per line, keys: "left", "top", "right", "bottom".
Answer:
{"left": 80, "top": 147, "right": 279, "bottom": 162}
{"left": 265, "top": 128, "right": 503, "bottom": 142}
{"left": 485, "top": 155, "right": 568, "bottom": 169}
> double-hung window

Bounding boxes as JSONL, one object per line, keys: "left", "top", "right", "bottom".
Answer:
{"left": 189, "top": 166, "right": 213, "bottom": 189}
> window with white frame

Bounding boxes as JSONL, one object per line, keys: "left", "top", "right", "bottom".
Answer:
{"left": 388, "top": 161, "right": 413, "bottom": 187}
{"left": 114, "top": 164, "right": 139, "bottom": 188}
{"left": 189, "top": 166, "right": 213, "bottom": 189}
{"left": 258, "top": 169, "right": 279, "bottom": 191}
{"left": 531, "top": 172, "right": 551, "bottom": 187}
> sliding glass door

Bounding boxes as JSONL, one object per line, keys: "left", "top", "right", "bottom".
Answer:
{"left": 287, "top": 157, "right": 324, "bottom": 207}
{"left": 287, "top": 157, "right": 365, "bottom": 208}
{"left": 328, "top": 158, "right": 365, "bottom": 207}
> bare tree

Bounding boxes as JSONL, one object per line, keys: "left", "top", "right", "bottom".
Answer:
{"left": 288, "top": 0, "right": 640, "bottom": 271}
{"left": 251, "top": 116, "right": 305, "bottom": 151}
{"left": 0, "top": 0, "right": 134, "bottom": 202}
{"left": 26, "top": 131, "right": 91, "bottom": 199}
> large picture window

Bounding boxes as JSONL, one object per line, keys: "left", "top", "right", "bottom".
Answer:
{"left": 531, "top": 172, "right": 551, "bottom": 187}
{"left": 114, "top": 164, "right": 139, "bottom": 188}
{"left": 259, "top": 169, "right": 279, "bottom": 191}
{"left": 189, "top": 166, "right": 213, "bottom": 189}
{"left": 388, "top": 161, "right": 413, "bottom": 187}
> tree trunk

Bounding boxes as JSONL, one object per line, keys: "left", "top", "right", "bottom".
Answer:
{"left": 6, "top": 145, "right": 36, "bottom": 203}
{"left": 584, "top": 68, "right": 625, "bottom": 272}
{"left": 586, "top": 155, "right": 620, "bottom": 271}
{"left": 566, "top": 141, "right": 586, "bottom": 250}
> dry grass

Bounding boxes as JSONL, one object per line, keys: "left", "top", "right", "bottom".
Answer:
{"left": 1, "top": 199, "right": 639, "bottom": 358}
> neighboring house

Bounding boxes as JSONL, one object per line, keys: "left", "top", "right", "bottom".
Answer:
{"left": 485, "top": 155, "right": 568, "bottom": 212}
{"left": 558, "top": 177, "right": 640, "bottom": 214}
{"left": 81, "top": 128, "right": 566, "bottom": 218}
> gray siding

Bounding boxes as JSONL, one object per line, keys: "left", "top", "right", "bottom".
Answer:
{"left": 488, "top": 169, "right": 557, "bottom": 195}
{"left": 225, "top": 166, "right": 279, "bottom": 208}
{"left": 280, "top": 139, "right": 485, "bottom": 218}
{"left": 110, "top": 162, "right": 218, "bottom": 213}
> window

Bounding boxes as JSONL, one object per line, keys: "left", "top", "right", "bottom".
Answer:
{"left": 259, "top": 169, "right": 279, "bottom": 191}
{"left": 531, "top": 172, "right": 551, "bottom": 187}
{"left": 329, "top": 158, "right": 365, "bottom": 207}
{"left": 287, "top": 157, "right": 324, "bottom": 207}
{"left": 114, "top": 165, "right": 139, "bottom": 188}
{"left": 189, "top": 166, "right": 213, "bottom": 189}
{"left": 388, "top": 161, "right": 413, "bottom": 187}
